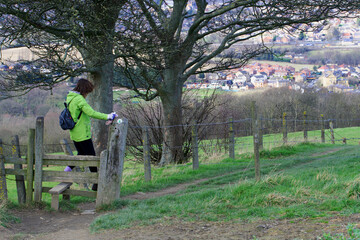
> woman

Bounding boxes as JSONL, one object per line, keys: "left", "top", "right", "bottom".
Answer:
{"left": 64, "top": 78, "right": 117, "bottom": 191}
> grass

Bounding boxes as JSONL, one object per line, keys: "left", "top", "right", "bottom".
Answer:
{"left": 91, "top": 142, "right": 360, "bottom": 231}
{"left": 319, "top": 224, "right": 360, "bottom": 240}
{"left": 2, "top": 126, "right": 360, "bottom": 233}
{"left": 0, "top": 201, "right": 20, "bottom": 228}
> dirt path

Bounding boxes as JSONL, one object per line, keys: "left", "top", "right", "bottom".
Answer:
{"left": 2, "top": 148, "right": 351, "bottom": 240}
{"left": 4, "top": 208, "right": 360, "bottom": 240}
{"left": 3, "top": 178, "right": 215, "bottom": 240}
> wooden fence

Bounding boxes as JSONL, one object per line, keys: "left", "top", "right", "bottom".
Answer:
{"left": 0, "top": 117, "right": 128, "bottom": 209}
{"left": 0, "top": 108, "right": 347, "bottom": 206}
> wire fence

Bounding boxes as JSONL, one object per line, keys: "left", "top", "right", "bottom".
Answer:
{"left": 1, "top": 115, "right": 359, "bottom": 166}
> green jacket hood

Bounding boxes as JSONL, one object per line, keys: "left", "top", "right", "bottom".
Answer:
{"left": 66, "top": 91, "right": 81, "bottom": 104}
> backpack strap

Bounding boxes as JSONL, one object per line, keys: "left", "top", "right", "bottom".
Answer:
{"left": 66, "top": 96, "right": 82, "bottom": 121}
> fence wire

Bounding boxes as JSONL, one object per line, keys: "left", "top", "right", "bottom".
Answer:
{"left": 1, "top": 117, "right": 360, "bottom": 165}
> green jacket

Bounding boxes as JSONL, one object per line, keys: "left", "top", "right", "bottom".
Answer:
{"left": 66, "top": 91, "right": 108, "bottom": 142}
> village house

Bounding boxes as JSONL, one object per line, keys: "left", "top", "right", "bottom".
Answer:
{"left": 259, "top": 67, "right": 275, "bottom": 76}
{"left": 273, "top": 69, "right": 288, "bottom": 78}
{"left": 267, "top": 76, "right": 290, "bottom": 88}
{"left": 285, "top": 66, "right": 296, "bottom": 74}
{"left": 233, "top": 73, "right": 247, "bottom": 85}
{"left": 206, "top": 72, "right": 219, "bottom": 81}
{"left": 241, "top": 66, "right": 257, "bottom": 75}
{"left": 319, "top": 72, "right": 337, "bottom": 87}
{"left": 251, "top": 74, "right": 267, "bottom": 88}
{"left": 293, "top": 72, "right": 306, "bottom": 83}
{"left": 318, "top": 65, "right": 330, "bottom": 73}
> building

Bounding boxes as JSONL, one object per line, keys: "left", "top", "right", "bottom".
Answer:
{"left": 319, "top": 72, "right": 337, "bottom": 87}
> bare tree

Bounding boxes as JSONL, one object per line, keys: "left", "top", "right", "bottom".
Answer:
{"left": 0, "top": 0, "right": 358, "bottom": 161}
{"left": 114, "top": 0, "right": 359, "bottom": 163}
{"left": 120, "top": 89, "right": 218, "bottom": 164}
{"left": 0, "top": 0, "right": 127, "bottom": 153}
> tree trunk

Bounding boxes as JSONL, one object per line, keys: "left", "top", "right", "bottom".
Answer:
{"left": 159, "top": 77, "right": 184, "bottom": 165}
{"left": 84, "top": 40, "right": 115, "bottom": 155}
{"left": 87, "top": 63, "right": 114, "bottom": 155}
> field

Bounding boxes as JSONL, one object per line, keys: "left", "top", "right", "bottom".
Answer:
{"left": 254, "top": 60, "right": 316, "bottom": 71}
{"left": 1, "top": 126, "right": 360, "bottom": 239}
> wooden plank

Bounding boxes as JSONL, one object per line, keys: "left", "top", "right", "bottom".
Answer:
{"left": 42, "top": 187, "right": 97, "bottom": 198}
{"left": 3, "top": 156, "right": 27, "bottom": 164}
{"left": 34, "top": 117, "right": 44, "bottom": 202}
{"left": 26, "top": 129, "right": 35, "bottom": 204}
{"left": 49, "top": 182, "right": 72, "bottom": 194}
{"left": 0, "top": 139, "right": 7, "bottom": 201}
{"left": 97, "top": 119, "right": 128, "bottom": 207}
{"left": 5, "top": 169, "right": 27, "bottom": 176}
{"left": 43, "top": 154, "right": 100, "bottom": 161}
{"left": 12, "top": 135, "right": 26, "bottom": 204}
{"left": 42, "top": 160, "right": 99, "bottom": 167}
{"left": 42, "top": 171, "right": 98, "bottom": 183}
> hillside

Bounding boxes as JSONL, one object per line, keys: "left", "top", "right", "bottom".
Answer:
{"left": 3, "top": 142, "right": 360, "bottom": 239}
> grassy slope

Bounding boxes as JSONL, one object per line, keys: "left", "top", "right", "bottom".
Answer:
{"left": 91, "top": 143, "right": 360, "bottom": 231}
{"left": 3, "top": 126, "right": 360, "bottom": 230}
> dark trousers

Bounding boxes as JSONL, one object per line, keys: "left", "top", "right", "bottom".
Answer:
{"left": 71, "top": 139, "right": 98, "bottom": 191}
{"left": 73, "top": 139, "right": 97, "bottom": 173}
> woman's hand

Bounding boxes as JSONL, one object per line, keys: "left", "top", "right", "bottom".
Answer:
{"left": 107, "top": 112, "right": 118, "bottom": 120}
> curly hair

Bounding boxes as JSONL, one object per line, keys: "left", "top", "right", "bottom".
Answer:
{"left": 73, "top": 78, "right": 94, "bottom": 96}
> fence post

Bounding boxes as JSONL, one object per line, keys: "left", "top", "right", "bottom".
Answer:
{"left": 12, "top": 135, "right": 26, "bottom": 204}
{"left": 192, "top": 122, "right": 199, "bottom": 170}
{"left": 251, "top": 101, "right": 261, "bottom": 182}
{"left": 259, "top": 115, "right": 263, "bottom": 150}
{"left": 26, "top": 129, "right": 35, "bottom": 204}
{"left": 229, "top": 117, "right": 235, "bottom": 159}
{"left": 283, "top": 113, "right": 288, "bottom": 145}
{"left": 34, "top": 117, "right": 44, "bottom": 202}
{"left": 143, "top": 127, "right": 152, "bottom": 181}
{"left": 0, "top": 139, "right": 7, "bottom": 201}
{"left": 303, "top": 111, "right": 308, "bottom": 142}
{"left": 329, "top": 121, "right": 335, "bottom": 144}
{"left": 321, "top": 114, "right": 325, "bottom": 143}
{"left": 96, "top": 118, "right": 128, "bottom": 207}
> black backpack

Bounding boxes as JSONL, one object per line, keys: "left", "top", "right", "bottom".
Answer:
{"left": 59, "top": 98, "right": 82, "bottom": 130}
